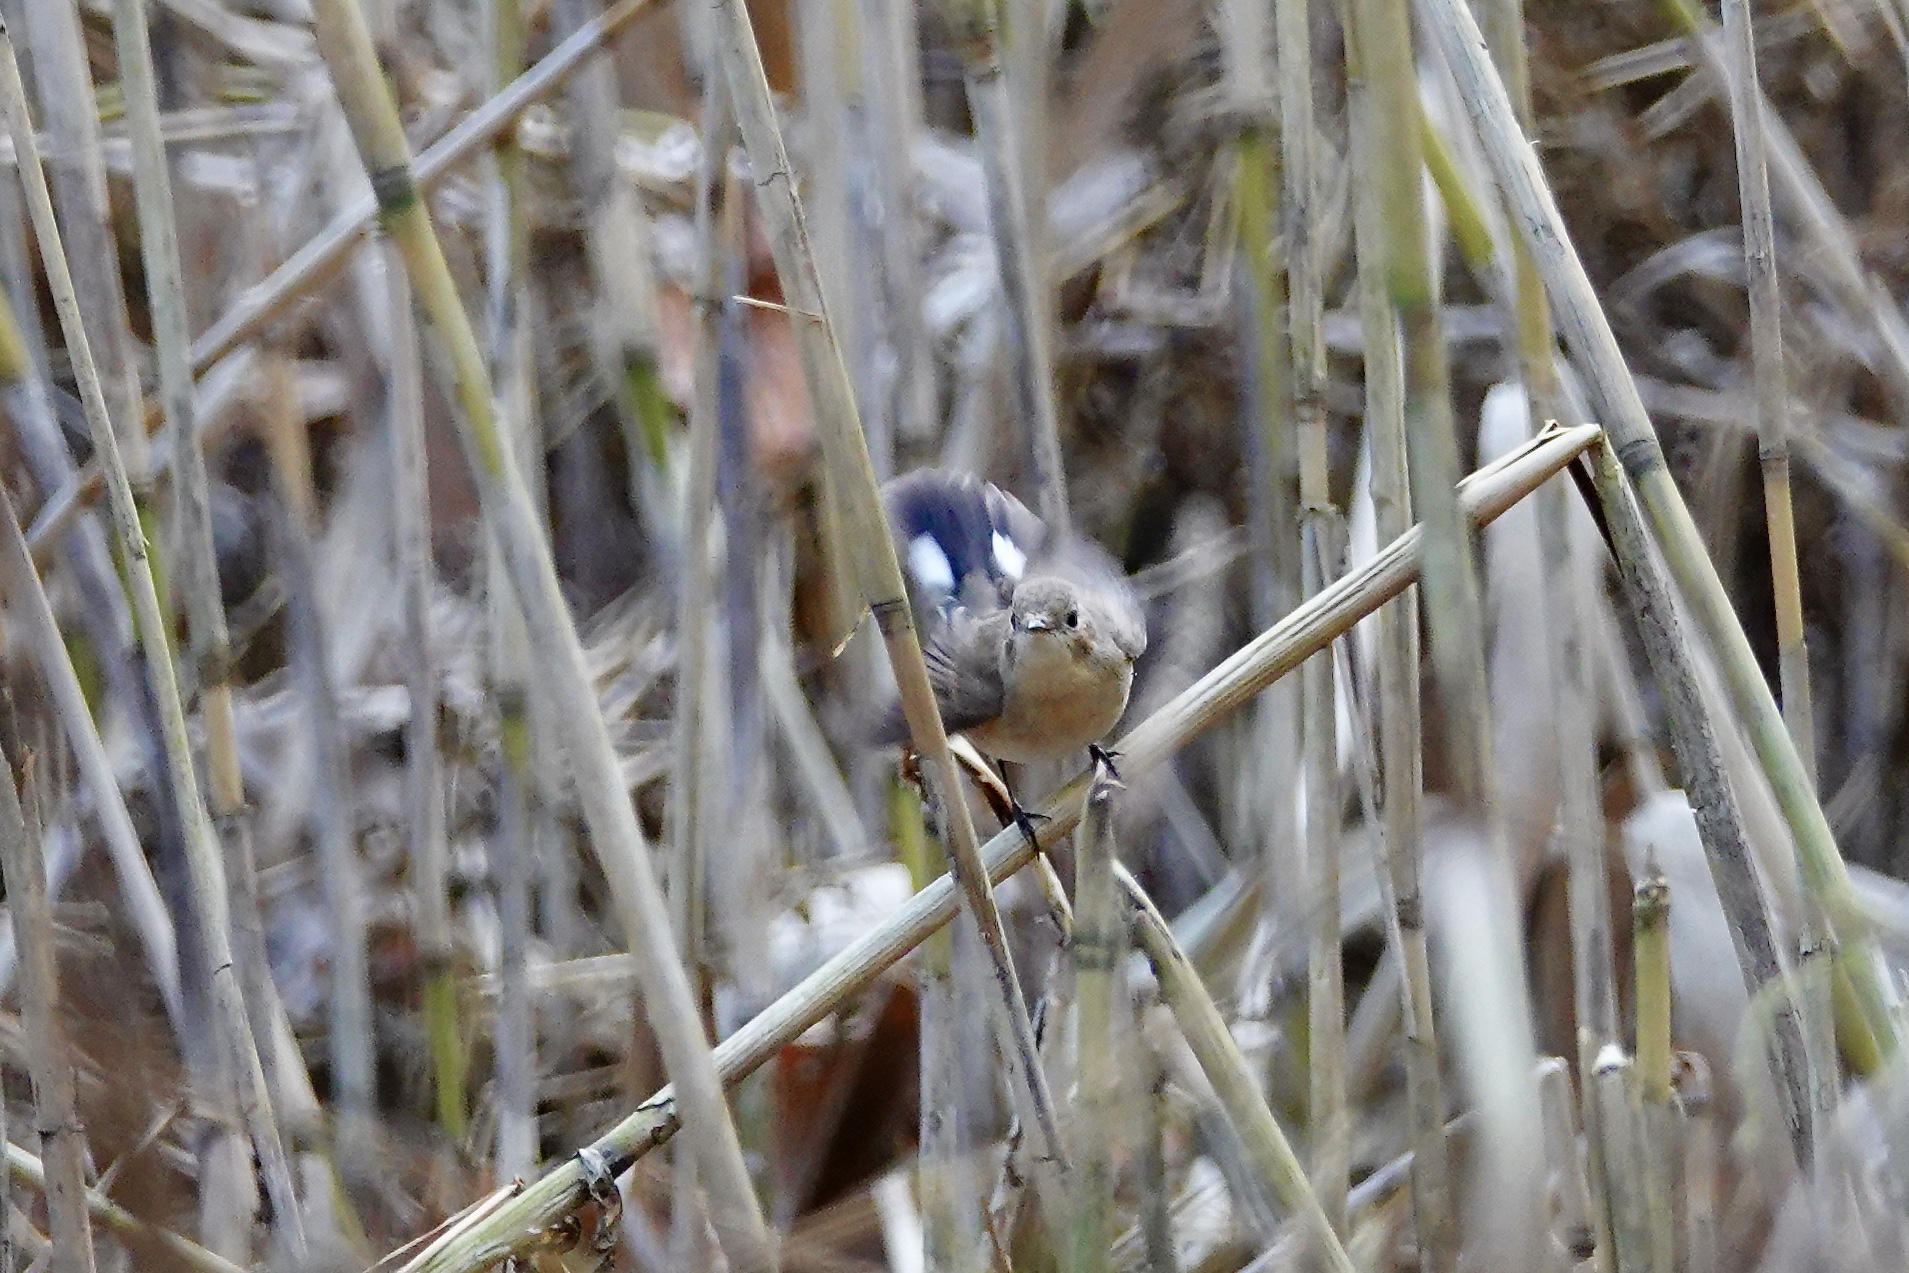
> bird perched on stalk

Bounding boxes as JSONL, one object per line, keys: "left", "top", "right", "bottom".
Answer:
{"left": 875, "top": 470, "right": 1147, "bottom": 804}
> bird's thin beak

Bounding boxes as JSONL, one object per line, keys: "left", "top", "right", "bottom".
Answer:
{"left": 1022, "top": 616, "right": 1053, "bottom": 632}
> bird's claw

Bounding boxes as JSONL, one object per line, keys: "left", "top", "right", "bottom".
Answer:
{"left": 1088, "top": 743, "right": 1122, "bottom": 780}
{"left": 1012, "top": 802, "right": 1050, "bottom": 849}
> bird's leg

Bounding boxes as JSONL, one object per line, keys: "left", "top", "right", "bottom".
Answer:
{"left": 999, "top": 761, "right": 1049, "bottom": 850}
{"left": 1087, "top": 743, "right": 1122, "bottom": 781}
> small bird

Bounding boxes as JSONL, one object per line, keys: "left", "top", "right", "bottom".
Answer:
{"left": 877, "top": 469, "right": 1148, "bottom": 775}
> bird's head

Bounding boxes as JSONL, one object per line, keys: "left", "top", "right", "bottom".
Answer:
{"left": 1008, "top": 578, "right": 1089, "bottom": 654}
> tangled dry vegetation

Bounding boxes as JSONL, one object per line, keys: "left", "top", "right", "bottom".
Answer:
{"left": 2, "top": 0, "right": 1909, "bottom": 1269}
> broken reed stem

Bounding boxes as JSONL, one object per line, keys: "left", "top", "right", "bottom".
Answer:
{"left": 383, "top": 424, "right": 1601, "bottom": 1273}
{"left": 1592, "top": 1046, "right": 1653, "bottom": 1273}
{"left": 1633, "top": 873, "right": 1675, "bottom": 1273}
{"left": 1534, "top": 1057, "right": 1597, "bottom": 1261}
{"left": 1586, "top": 438, "right": 1812, "bottom": 1170}
{"left": 708, "top": 0, "right": 1067, "bottom": 1183}
{"left": 1417, "top": 0, "right": 1899, "bottom": 1063}
{"left": 1716, "top": 0, "right": 1812, "bottom": 783}
{"left": 955, "top": 0, "right": 1071, "bottom": 533}
{"left": 1069, "top": 762, "right": 1125, "bottom": 1273}
{"left": 309, "top": 2, "right": 776, "bottom": 1267}
{"left": 1122, "top": 863, "right": 1356, "bottom": 1273}
{"left": 1342, "top": 13, "right": 1456, "bottom": 1266}
{"left": 0, "top": 20, "right": 306, "bottom": 1251}
{"left": 1277, "top": 0, "right": 1348, "bottom": 1234}
{"left": 0, "top": 746, "right": 97, "bottom": 1273}
{"left": 189, "top": 0, "right": 655, "bottom": 376}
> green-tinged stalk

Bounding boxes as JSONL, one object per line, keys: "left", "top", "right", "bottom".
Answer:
{"left": 1586, "top": 437, "right": 1812, "bottom": 1169}
{"left": 0, "top": 745, "right": 97, "bottom": 1273}
{"left": 1419, "top": 0, "right": 1899, "bottom": 1065}
{"left": 1633, "top": 873, "right": 1675, "bottom": 1273}
{"left": 1069, "top": 763, "right": 1126, "bottom": 1273}
{"left": 0, "top": 20, "right": 305, "bottom": 1253}
{"left": 707, "top": 0, "right": 1067, "bottom": 1196}
{"left": 379, "top": 426, "right": 1602, "bottom": 1273}
{"left": 309, "top": 3, "right": 776, "bottom": 1267}
{"left": 1342, "top": 1, "right": 1457, "bottom": 1266}
{"left": 1122, "top": 864, "right": 1355, "bottom": 1273}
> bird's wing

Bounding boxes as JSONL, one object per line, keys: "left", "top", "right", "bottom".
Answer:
{"left": 923, "top": 608, "right": 1009, "bottom": 733}
{"left": 882, "top": 468, "right": 1047, "bottom": 619}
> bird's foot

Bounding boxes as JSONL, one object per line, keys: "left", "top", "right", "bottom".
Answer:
{"left": 1087, "top": 743, "right": 1123, "bottom": 780}
{"left": 1011, "top": 802, "right": 1050, "bottom": 850}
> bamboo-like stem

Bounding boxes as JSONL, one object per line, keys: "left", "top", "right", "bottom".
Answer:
{"left": 1069, "top": 761, "right": 1125, "bottom": 1273}
{"left": 1342, "top": 3, "right": 1457, "bottom": 1268}
{"left": 1122, "top": 864, "right": 1355, "bottom": 1273}
{"left": 1586, "top": 437, "right": 1812, "bottom": 1169}
{"left": 382, "top": 424, "right": 1602, "bottom": 1273}
{"left": 1278, "top": 0, "right": 1347, "bottom": 1237}
{"left": 1715, "top": 0, "right": 1812, "bottom": 786}
{"left": 1633, "top": 873, "right": 1674, "bottom": 1273}
{"left": 3, "top": 1142, "right": 245, "bottom": 1273}
{"left": 308, "top": 2, "right": 774, "bottom": 1264}
{"left": 110, "top": 0, "right": 304, "bottom": 1239}
{"left": 0, "top": 19, "right": 305, "bottom": 1251}
{"left": 952, "top": 0, "right": 1071, "bottom": 532}
{"left": 0, "top": 745, "right": 97, "bottom": 1273}
{"left": 707, "top": 0, "right": 1067, "bottom": 1182}
{"left": 189, "top": 0, "right": 655, "bottom": 376}
{"left": 1416, "top": 0, "right": 1899, "bottom": 1062}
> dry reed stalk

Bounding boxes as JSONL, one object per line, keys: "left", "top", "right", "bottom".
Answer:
{"left": 1341, "top": 2, "right": 1456, "bottom": 1266}
{"left": 478, "top": 0, "right": 539, "bottom": 1179}
{"left": 308, "top": 2, "right": 776, "bottom": 1266}
{"left": 383, "top": 423, "right": 1601, "bottom": 1273}
{"left": 110, "top": 0, "right": 289, "bottom": 1243}
{"left": 2, "top": 1143, "right": 246, "bottom": 1273}
{"left": 1416, "top": 0, "right": 1900, "bottom": 1063}
{"left": 1633, "top": 873, "right": 1675, "bottom": 1273}
{"left": 0, "top": 19, "right": 305, "bottom": 1250}
{"left": 1121, "top": 863, "right": 1355, "bottom": 1273}
{"left": 708, "top": 0, "right": 1067, "bottom": 1187}
{"left": 385, "top": 253, "right": 460, "bottom": 1139}
{"left": 951, "top": 0, "right": 1071, "bottom": 532}
{"left": 1276, "top": 0, "right": 1348, "bottom": 1237}
{"left": 190, "top": 0, "right": 656, "bottom": 376}
{"left": 1715, "top": 0, "right": 1812, "bottom": 783}
{"left": 0, "top": 746, "right": 96, "bottom": 1273}
{"left": 1070, "top": 761, "right": 1126, "bottom": 1273}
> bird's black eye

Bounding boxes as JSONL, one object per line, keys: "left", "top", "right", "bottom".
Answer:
{"left": 1065, "top": 610, "right": 1079, "bottom": 628}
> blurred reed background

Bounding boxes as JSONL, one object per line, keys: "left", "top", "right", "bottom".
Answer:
{"left": 1, "top": 0, "right": 1908, "bottom": 1270}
